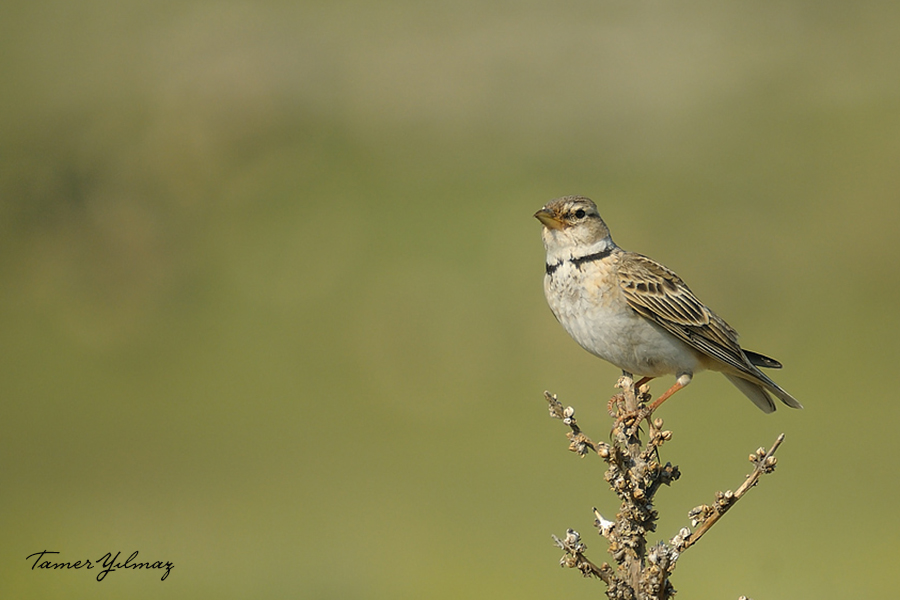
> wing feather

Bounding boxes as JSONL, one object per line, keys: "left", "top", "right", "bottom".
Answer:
{"left": 616, "top": 253, "right": 759, "bottom": 378}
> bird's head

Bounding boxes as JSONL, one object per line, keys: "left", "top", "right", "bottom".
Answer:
{"left": 534, "top": 196, "right": 612, "bottom": 252}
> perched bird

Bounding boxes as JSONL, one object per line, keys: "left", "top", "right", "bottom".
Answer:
{"left": 535, "top": 195, "right": 802, "bottom": 413}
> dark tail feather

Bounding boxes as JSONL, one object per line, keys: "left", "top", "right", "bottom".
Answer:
{"left": 744, "top": 350, "right": 783, "bottom": 369}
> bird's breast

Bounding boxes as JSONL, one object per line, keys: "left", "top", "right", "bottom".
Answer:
{"left": 543, "top": 259, "right": 703, "bottom": 377}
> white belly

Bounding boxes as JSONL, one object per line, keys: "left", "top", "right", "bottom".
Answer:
{"left": 544, "top": 264, "right": 704, "bottom": 378}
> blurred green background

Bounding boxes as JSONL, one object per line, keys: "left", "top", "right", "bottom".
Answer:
{"left": 2, "top": 1, "right": 899, "bottom": 598}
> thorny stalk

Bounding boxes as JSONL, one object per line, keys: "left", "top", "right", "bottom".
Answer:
{"left": 545, "top": 377, "right": 785, "bottom": 600}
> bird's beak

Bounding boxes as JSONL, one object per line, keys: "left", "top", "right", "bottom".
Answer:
{"left": 534, "top": 207, "right": 565, "bottom": 230}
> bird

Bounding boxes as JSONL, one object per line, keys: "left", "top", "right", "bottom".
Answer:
{"left": 534, "top": 195, "right": 802, "bottom": 414}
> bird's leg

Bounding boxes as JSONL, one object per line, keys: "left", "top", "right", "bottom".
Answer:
{"left": 647, "top": 374, "right": 692, "bottom": 413}
{"left": 634, "top": 376, "right": 654, "bottom": 389}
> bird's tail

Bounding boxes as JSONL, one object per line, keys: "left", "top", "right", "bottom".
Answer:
{"left": 724, "top": 372, "right": 803, "bottom": 413}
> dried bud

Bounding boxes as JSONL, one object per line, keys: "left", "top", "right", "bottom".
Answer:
{"left": 597, "top": 443, "right": 611, "bottom": 459}
{"left": 671, "top": 527, "right": 692, "bottom": 550}
{"left": 568, "top": 438, "right": 589, "bottom": 456}
{"left": 633, "top": 487, "right": 645, "bottom": 500}
{"left": 688, "top": 504, "right": 714, "bottom": 527}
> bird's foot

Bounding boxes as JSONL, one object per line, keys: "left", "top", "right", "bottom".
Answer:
{"left": 610, "top": 405, "right": 651, "bottom": 439}
{"left": 609, "top": 378, "right": 657, "bottom": 437}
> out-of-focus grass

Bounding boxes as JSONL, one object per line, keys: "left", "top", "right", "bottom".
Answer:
{"left": 2, "top": 2, "right": 900, "bottom": 599}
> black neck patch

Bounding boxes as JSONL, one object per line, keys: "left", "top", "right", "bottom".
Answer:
{"left": 546, "top": 247, "right": 612, "bottom": 275}
{"left": 571, "top": 247, "right": 612, "bottom": 267}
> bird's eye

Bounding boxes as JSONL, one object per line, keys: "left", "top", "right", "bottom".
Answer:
{"left": 574, "top": 209, "right": 586, "bottom": 219}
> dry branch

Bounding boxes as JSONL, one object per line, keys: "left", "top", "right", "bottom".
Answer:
{"left": 544, "top": 377, "right": 786, "bottom": 600}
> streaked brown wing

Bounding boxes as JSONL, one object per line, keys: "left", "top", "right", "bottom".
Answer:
{"left": 616, "top": 253, "right": 757, "bottom": 377}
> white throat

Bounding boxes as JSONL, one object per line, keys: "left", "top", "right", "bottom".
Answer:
{"left": 544, "top": 235, "right": 615, "bottom": 265}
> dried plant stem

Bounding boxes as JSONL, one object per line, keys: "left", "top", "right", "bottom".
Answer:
{"left": 544, "top": 379, "right": 786, "bottom": 600}
{"left": 679, "top": 433, "right": 785, "bottom": 551}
